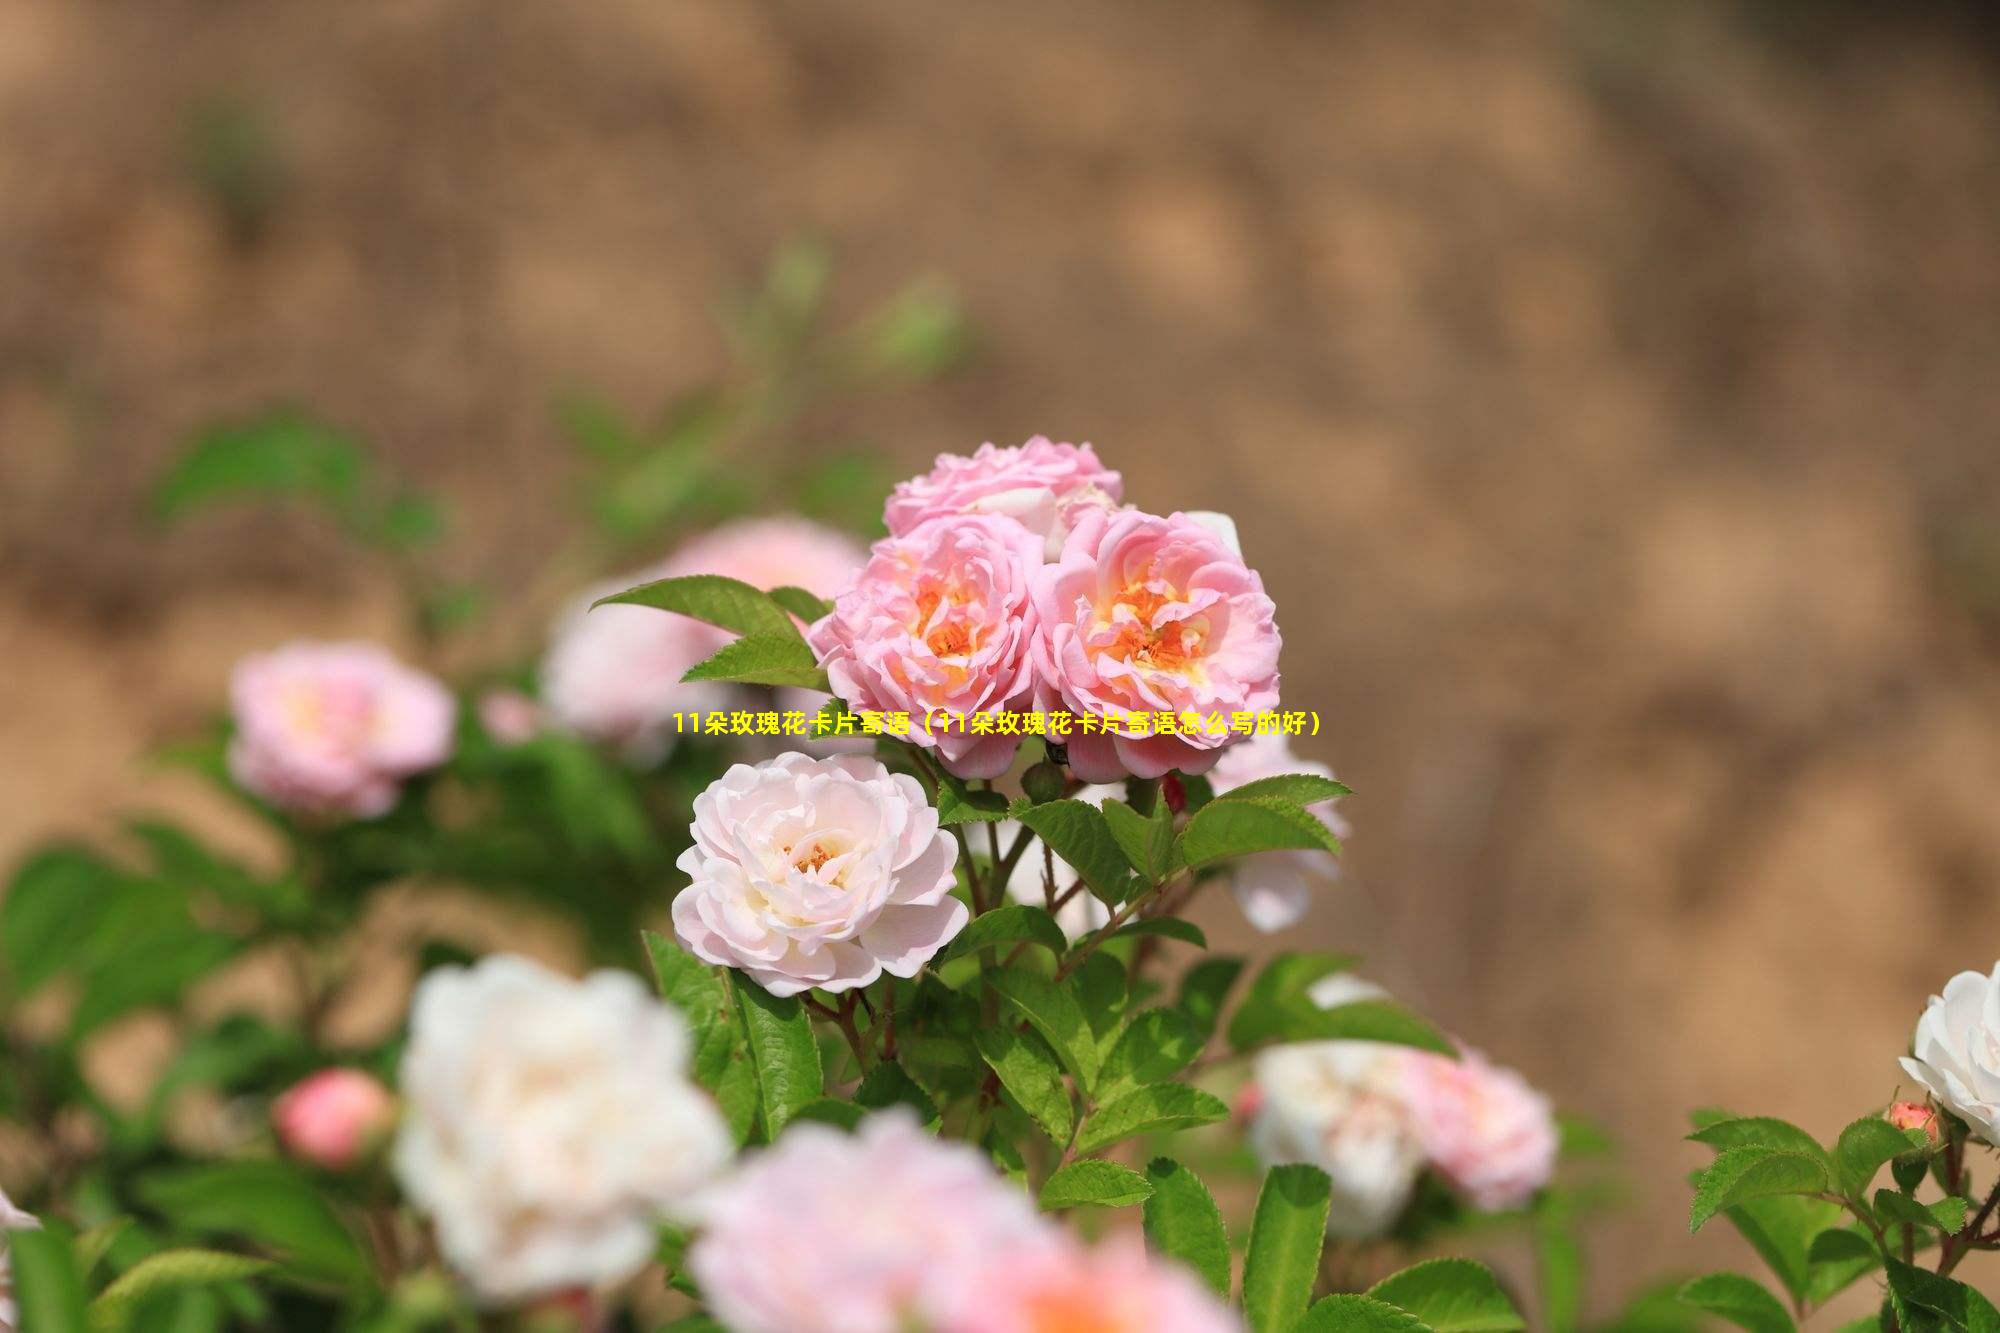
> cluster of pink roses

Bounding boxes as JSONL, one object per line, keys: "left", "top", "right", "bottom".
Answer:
{"left": 811, "top": 437, "right": 1283, "bottom": 782}
{"left": 690, "top": 1110, "right": 1237, "bottom": 1333}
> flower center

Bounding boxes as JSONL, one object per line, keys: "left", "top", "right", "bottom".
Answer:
{"left": 1104, "top": 579, "right": 1207, "bottom": 675}
{"left": 1024, "top": 1291, "right": 1122, "bottom": 1333}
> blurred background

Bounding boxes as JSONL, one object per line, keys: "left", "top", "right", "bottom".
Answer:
{"left": 5, "top": 0, "right": 2000, "bottom": 1309}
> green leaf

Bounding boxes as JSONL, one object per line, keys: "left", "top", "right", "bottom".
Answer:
{"left": 1871, "top": 1188, "right": 1966, "bottom": 1235}
{"left": 645, "top": 931, "right": 739, "bottom": 1086}
{"left": 1019, "top": 801, "right": 1135, "bottom": 902}
{"left": 72, "top": 1219, "right": 133, "bottom": 1279}
{"left": 11, "top": 1228, "right": 88, "bottom": 1333}
{"left": 1177, "top": 957, "right": 1244, "bottom": 1044}
{"left": 713, "top": 1055, "right": 760, "bottom": 1145}
{"left": 1675, "top": 1273, "right": 1796, "bottom": 1333}
{"left": 1214, "top": 773, "right": 1352, "bottom": 806}
{"left": 1534, "top": 1198, "right": 1583, "bottom": 1333}
{"left": 1101, "top": 1008, "right": 1204, "bottom": 1095}
{"left": 1886, "top": 1259, "right": 1992, "bottom": 1332}
{"left": 1075, "top": 1083, "right": 1229, "bottom": 1154}
{"left": 1, "top": 846, "right": 123, "bottom": 995}
{"left": 941, "top": 905, "right": 1067, "bottom": 962}
{"left": 1106, "top": 918, "right": 1207, "bottom": 949}
{"left": 1715, "top": 1193, "right": 1845, "bottom": 1306}
{"left": 681, "top": 633, "right": 828, "bottom": 690}
{"left": 1142, "top": 1158, "right": 1231, "bottom": 1298}
{"left": 593, "top": 573, "right": 803, "bottom": 640}
{"left": 789, "top": 1098, "right": 866, "bottom": 1131}
{"left": 1297, "top": 1295, "right": 1430, "bottom": 1333}
{"left": 1805, "top": 1226, "right": 1885, "bottom": 1305}
{"left": 934, "top": 774, "right": 1014, "bottom": 825}
{"left": 1689, "top": 1147, "right": 1831, "bottom": 1234}
{"left": 1072, "top": 952, "right": 1130, "bottom": 1048}
{"left": 1833, "top": 1116, "right": 1926, "bottom": 1201}
{"left": 1369, "top": 1259, "right": 1526, "bottom": 1332}
{"left": 975, "top": 1025, "right": 1074, "bottom": 1145}
{"left": 1101, "top": 799, "right": 1177, "bottom": 884}
{"left": 1689, "top": 1117, "right": 1829, "bottom": 1164}
{"left": 1178, "top": 795, "right": 1340, "bottom": 870}
{"left": 766, "top": 586, "right": 833, "bottom": 622}
{"left": 1229, "top": 996, "right": 1453, "bottom": 1056}
{"left": 88, "top": 1251, "right": 273, "bottom": 1328}
{"left": 853, "top": 1060, "right": 938, "bottom": 1124}
{"left": 134, "top": 1161, "right": 369, "bottom": 1284}
{"left": 152, "top": 411, "right": 366, "bottom": 527}
{"left": 1242, "top": 1164, "right": 1334, "bottom": 1333}
{"left": 987, "top": 966, "right": 1100, "bottom": 1091}
{"left": 730, "top": 976, "right": 824, "bottom": 1139}
{"left": 1039, "top": 1160, "right": 1154, "bottom": 1210}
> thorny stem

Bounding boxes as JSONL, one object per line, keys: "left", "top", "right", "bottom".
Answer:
{"left": 1939, "top": 1176, "right": 2000, "bottom": 1275}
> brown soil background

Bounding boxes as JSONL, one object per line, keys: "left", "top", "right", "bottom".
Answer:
{"left": 5, "top": 0, "right": 2000, "bottom": 1311}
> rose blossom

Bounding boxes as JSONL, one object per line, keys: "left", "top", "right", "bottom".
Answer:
{"left": 1401, "top": 1045, "right": 1559, "bottom": 1212}
{"left": 1900, "top": 962, "right": 2000, "bottom": 1144}
{"left": 672, "top": 753, "right": 965, "bottom": 996}
{"left": 274, "top": 1068, "right": 396, "bottom": 1170}
{"left": 808, "top": 514, "right": 1044, "bottom": 778}
{"left": 1886, "top": 1101, "right": 1941, "bottom": 1142}
{"left": 1210, "top": 734, "right": 1350, "bottom": 933}
{"left": 0, "top": 1189, "right": 38, "bottom": 1333}
{"left": 1247, "top": 975, "right": 1427, "bottom": 1238}
{"left": 999, "top": 783, "right": 1122, "bottom": 939}
{"left": 476, "top": 688, "right": 542, "bottom": 745}
{"left": 885, "top": 437, "right": 1123, "bottom": 560}
{"left": 542, "top": 516, "right": 864, "bottom": 763}
{"left": 1033, "top": 508, "right": 1281, "bottom": 782}
{"left": 394, "top": 955, "right": 732, "bottom": 1305}
{"left": 229, "top": 641, "right": 454, "bottom": 818}
{"left": 689, "top": 1110, "right": 1048, "bottom": 1333}
{"left": 937, "top": 1237, "right": 1239, "bottom": 1333}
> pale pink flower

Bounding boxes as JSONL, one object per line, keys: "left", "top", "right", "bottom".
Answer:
{"left": 394, "top": 956, "right": 732, "bottom": 1305}
{"left": 938, "top": 1237, "right": 1239, "bottom": 1333}
{"left": 229, "top": 642, "right": 454, "bottom": 818}
{"left": 661, "top": 515, "right": 866, "bottom": 601}
{"left": 808, "top": 515, "right": 1044, "bottom": 778}
{"left": 274, "top": 1068, "right": 396, "bottom": 1170}
{"left": 477, "top": 689, "right": 542, "bottom": 745}
{"left": 1886, "top": 1101, "right": 1940, "bottom": 1142}
{"left": 1400, "top": 1046, "right": 1558, "bottom": 1212}
{"left": 1210, "top": 734, "right": 1350, "bottom": 933}
{"left": 1033, "top": 509, "right": 1281, "bottom": 782}
{"left": 885, "top": 437, "right": 1123, "bottom": 560}
{"left": 689, "top": 1111, "right": 1048, "bottom": 1333}
{"left": 672, "top": 753, "right": 965, "bottom": 996}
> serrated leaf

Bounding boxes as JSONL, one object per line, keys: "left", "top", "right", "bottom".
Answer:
{"left": 645, "top": 931, "right": 739, "bottom": 1087}
{"left": 134, "top": 1161, "right": 369, "bottom": 1284}
{"left": 1101, "top": 1009, "right": 1204, "bottom": 1096}
{"left": 1690, "top": 1148, "right": 1830, "bottom": 1233}
{"left": 1101, "top": 799, "right": 1177, "bottom": 884}
{"left": 713, "top": 1057, "right": 759, "bottom": 1145}
{"left": 1675, "top": 1273, "right": 1796, "bottom": 1333}
{"left": 1177, "top": 957, "right": 1245, "bottom": 1044}
{"left": 1142, "top": 1158, "right": 1230, "bottom": 1298}
{"left": 1178, "top": 795, "right": 1340, "bottom": 870}
{"left": 730, "top": 976, "right": 824, "bottom": 1139}
{"left": 1715, "top": 1192, "right": 1845, "bottom": 1306}
{"left": 1039, "top": 1160, "right": 1154, "bottom": 1210}
{"left": 1075, "top": 1083, "right": 1228, "bottom": 1154}
{"left": 1298, "top": 1295, "right": 1431, "bottom": 1333}
{"left": 593, "top": 572, "right": 802, "bottom": 639}
{"left": 681, "top": 633, "right": 828, "bottom": 689}
{"left": 941, "top": 904, "right": 1067, "bottom": 962}
{"left": 1369, "top": 1258, "right": 1526, "bottom": 1332}
{"left": 1242, "top": 1164, "right": 1333, "bottom": 1333}
{"left": 1833, "top": 1116, "right": 1926, "bottom": 1201}
{"left": 988, "top": 966, "right": 1100, "bottom": 1091}
{"left": 1019, "top": 801, "right": 1134, "bottom": 902}
{"left": 974, "top": 1025, "right": 1074, "bottom": 1145}
{"left": 1689, "top": 1117, "right": 1829, "bottom": 1164}
{"left": 1805, "top": 1226, "right": 1885, "bottom": 1306}
{"left": 767, "top": 586, "right": 833, "bottom": 622}
{"left": 1106, "top": 918, "right": 1207, "bottom": 949}
{"left": 88, "top": 1251, "right": 272, "bottom": 1327}
{"left": 1216, "top": 773, "right": 1352, "bottom": 806}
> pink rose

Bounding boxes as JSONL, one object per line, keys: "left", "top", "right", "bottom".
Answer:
{"left": 273, "top": 1068, "right": 396, "bottom": 1170}
{"left": 1210, "top": 734, "right": 1350, "bottom": 932}
{"left": 1886, "top": 1101, "right": 1940, "bottom": 1142}
{"left": 808, "top": 515, "right": 1044, "bottom": 778}
{"left": 672, "top": 753, "right": 965, "bottom": 996}
{"left": 885, "top": 437, "right": 1123, "bottom": 559}
{"left": 1400, "top": 1046, "right": 1558, "bottom": 1211}
{"left": 1033, "top": 509, "right": 1281, "bottom": 782}
{"left": 229, "top": 642, "right": 455, "bottom": 819}
{"left": 937, "top": 1237, "right": 1239, "bottom": 1333}
{"left": 689, "top": 1111, "right": 1048, "bottom": 1333}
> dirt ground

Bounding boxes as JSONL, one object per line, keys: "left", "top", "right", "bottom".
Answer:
{"left": 6, "top": 0, "right": 2000, "bottom": 1307}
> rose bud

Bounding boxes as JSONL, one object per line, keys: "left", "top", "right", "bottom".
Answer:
{"left": 274, "top": 1069, "right": 397, "bottom": 1171}
{"left": 1886, "top": 1100, "right": 1941, "bottom": 1142}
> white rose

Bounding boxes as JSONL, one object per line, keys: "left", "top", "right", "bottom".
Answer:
{"left": 0, "top": 1189, "right": 39, "bottom": 1333}
{"left": 394, "top": 955, "right": 733, "bottom": 1305}
{"left": 1246, "top": 975, "right": 1425, "bottom": 1239}
{"left": 1901, "top": 963, "right": 2000, "bottom": 1144}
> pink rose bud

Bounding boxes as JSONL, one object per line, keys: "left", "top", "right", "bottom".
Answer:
{"left": 477, "top": 689, "right": 542, "bottom": 745}
{"left": 1233, "top": 1081, "right": 1265, "bottom": 1125}
{"left": 274, "top": 1069, "right": 396, "bottom": 1170}
{"left": 1886, "top": 1101, "right": 1940, "bottom": 1142}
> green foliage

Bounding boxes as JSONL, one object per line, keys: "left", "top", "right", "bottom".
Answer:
{"left": 1241, "top": 1164, "right": 1334, "bottom": 1333}
{"left": 1142, "top": 1158, "right": 1232, "bottom": 1298}
{"left": 134, "top": 1161, "right": 370, "bottom": 1285}
{"left": 1298, "top": 1295, "right": 1432, "bottom": 1332}
{"left": 1178, "top": 794, "right": 1341, "bottom": 870}
{"left": 987, "top": 966, "right": 1101, "bottom": 1092}
{"left": 88, "top": 1250, "right": 273, "bottom": 1328}
{"left": 1074, "top": 1083, "right": 1228, "bottom": 1154}
{"left": 974, "top": 1025, "right": 1074, "bottom": 1145}
{"left": 1674, "top": 1273, "right": 1796, "bottom": 1333}
{"left": 941, "top": 904, "right": 1068, "bottom": 962}
{"left": 1039, "top": 1160, "right": 1154, "bottom": 1210}
{"left": 1689, "top": 1146, "right": 1831, "bottom": 1233}
{"left": 1368, "top": 1259, "right": 1527, "bottom": 1332}
{"left": 730, "top": 978, "right": 825, "bottom": 1140}
{"left": 12, "top": 1227, "right": 89, "bottom": 1333}
{"left": 1016, "top": 801, "right": 1136, "bottom": 902}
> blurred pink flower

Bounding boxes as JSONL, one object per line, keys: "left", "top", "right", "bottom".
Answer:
{"left": 1400, "top": 1046, "right": 1558, "bottom": 1211}
{"left": 662, "top": 515, "right": 866, "bottom": 600}
{"left": 273, "top": 1068, "right": 396, "bottom": 1170}
{"left": 937, "top": 1236, "right": 1239, "bottom": 1333}
{"left": 689, "top": 1111, "right": 1048, "bottom": 1333}
{"left": 1886, "top": 1100, "right": 1940, "bottom": 1142}
{"left": 229, "top": 641, "right": 454, "bottom": 818}
{"left": 1033, "top": 509, "right": 1281, "bottom": 782}
{"left": 1209, "top": 734, "right": 1350, "bottom": 933}
{"left": 672, "top": 753, "right": 965, "bottom": 996}
{"left": 476, "top": 688, "right": 542, "bottom": 745}
{"left": 808, "top": 514, "right": 1044, "bottom": 778}
{"left": 885, "top": 437, "right": 1123, "bottom": 559}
